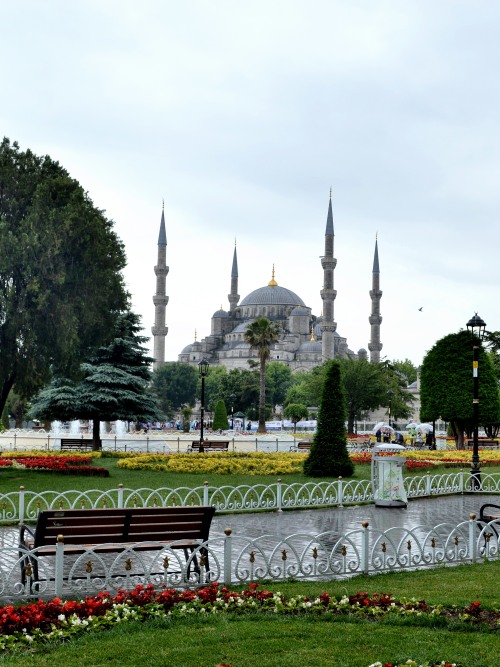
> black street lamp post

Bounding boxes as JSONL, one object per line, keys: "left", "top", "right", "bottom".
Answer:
{"left": 387, "top": 389, "right": 394, "bottom": 428}
{"left": 230, "top": 393, "right": 236, "bottom": 430}
{"left": 466, "top": 313, "right": 487, "bottom": 489}
{"left": 198, "top": 358, "right": 210, "bottom": 454}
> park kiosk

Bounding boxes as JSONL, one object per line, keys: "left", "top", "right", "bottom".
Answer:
{"left": 371, "top": 443, "right": 407, "bottom": 508}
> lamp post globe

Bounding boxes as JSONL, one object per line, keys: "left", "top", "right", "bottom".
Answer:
{"left": 466, "top": 313, "right": 487, "bottom": 489}
{"left": 198, "top": 359, "right": 210, "bottom": 453}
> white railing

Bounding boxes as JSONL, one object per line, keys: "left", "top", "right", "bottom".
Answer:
{"left": 2, "top": 516, "right": 498, "bottom": 601}
{"left": 1, "top": 472, "right": 500, "bottom": 525}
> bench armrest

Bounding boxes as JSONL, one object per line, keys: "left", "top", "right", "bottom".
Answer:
{"left": 19, "top": 523, "right": 36, "bottom": 548}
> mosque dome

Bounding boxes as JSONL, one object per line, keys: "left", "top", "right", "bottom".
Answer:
{"left": 240, "top": 285, "right": 305, "bottom": 307}
{"left": 181, "top": 343, "right": 194, "bottom": 354}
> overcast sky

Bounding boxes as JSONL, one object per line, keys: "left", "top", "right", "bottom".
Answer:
{"left": 2, "top": 0, "right": 500, "bottom": 367}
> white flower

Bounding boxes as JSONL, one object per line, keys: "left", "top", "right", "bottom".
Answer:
{"left": 58, "top": 614, "right": 66, "bottom": 621}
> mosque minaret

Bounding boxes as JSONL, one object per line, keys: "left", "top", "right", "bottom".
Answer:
{"left": 320, "top": 190, "right": 337, "bottom": 360}
{"left": 228, "top": 242, "right": 240, "bottom": 313}
{"left": 151, "top": 203, "right": 169, "bottom": 369}
{"left": 368, "top": 237, "right": 383, "bottom": 363}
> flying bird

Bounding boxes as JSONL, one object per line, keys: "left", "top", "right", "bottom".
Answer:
{"left": 418, "top": 307, "right": 423, "bottom": 312}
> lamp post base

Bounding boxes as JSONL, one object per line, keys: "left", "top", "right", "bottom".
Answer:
{"left": 470, "top": 467, "right": 481, "bottom": 490}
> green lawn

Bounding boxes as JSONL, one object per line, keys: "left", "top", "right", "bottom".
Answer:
{"left": 2, "top": 457, "right": 495, "bottom": 495}
{"left": 2, "top": 563, "right": 499, "bottom": 666}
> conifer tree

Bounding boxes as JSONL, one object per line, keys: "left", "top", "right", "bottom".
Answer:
{"left": 212, "top": 399, "right": 229, "bottom": 431}
{"left": 303, "top": 360, "right": 354, "bottom": 477}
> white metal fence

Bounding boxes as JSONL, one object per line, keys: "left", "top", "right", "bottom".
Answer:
{"left": 1, "top": 472, "right": 500, "bottom": 525}
{"left": 2, "top": 515, "right": 498, "bottom": 602}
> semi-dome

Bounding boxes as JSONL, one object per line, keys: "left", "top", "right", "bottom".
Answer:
{"left": 240, "top": 285, "right": 306, "bottom": 307}
{"left": 290, "top": 306, "right": 309, "bottom": 316}
{"left": 213, "top": 308, "right": 229, "bottom": 318}
{"left": 298, "top": 340, "right": 322, "bottom": 353}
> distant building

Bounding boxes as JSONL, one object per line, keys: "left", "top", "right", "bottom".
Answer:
{"left": 152, "top": 194, "right": 382, "bottom": 371}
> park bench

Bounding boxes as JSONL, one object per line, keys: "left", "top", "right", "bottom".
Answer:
{"left": 189, "top": 441, "right": 230, "bottom": 452}
{"left": 60, "top": 438, "right": 94, "bottom": 451}
{"left": 466, "top": 439, "right": 499, "bottom": 449}
{"left": 289, "top": 441, "right": 312, "bottom": 452}
{"left": 19, "top": 505, "right": 215, "bottom": 586}
{"left": 477, "top": 503, "right": 500, "bottom": 540}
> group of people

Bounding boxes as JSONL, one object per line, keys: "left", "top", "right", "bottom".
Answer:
{"left": 374, "top": 426, "right": 435, "bottom": 449}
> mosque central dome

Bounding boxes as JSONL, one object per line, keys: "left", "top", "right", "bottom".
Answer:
{"left": 240, "top": 284, "right": 306, "bottom": 307}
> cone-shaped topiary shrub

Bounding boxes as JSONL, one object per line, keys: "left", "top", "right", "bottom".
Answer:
{"left": 303, "top": 360, "right": 354, "bottom": 477}
{"left": 212, "top": 399, "right": 229, "bottom": 431}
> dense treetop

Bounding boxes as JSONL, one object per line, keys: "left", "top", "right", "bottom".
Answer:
{"left": 0, "top": 138, "right": 128, "bottom": 415}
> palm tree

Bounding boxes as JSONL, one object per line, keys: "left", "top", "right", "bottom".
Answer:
{"left": 244, "top": 317, "right": 281, "bottom": 433}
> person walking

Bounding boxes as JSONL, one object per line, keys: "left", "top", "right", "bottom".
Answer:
{"left": 408, "top": 426, "right": 417, "bottom": 446}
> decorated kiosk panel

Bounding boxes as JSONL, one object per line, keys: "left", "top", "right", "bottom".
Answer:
{"left": 371, "top": 443, "right": 407, "bottom": 508}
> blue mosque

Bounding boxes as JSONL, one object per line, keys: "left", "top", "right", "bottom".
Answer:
{"left": 152, "top": 195, "right": 383, "bottom": 371}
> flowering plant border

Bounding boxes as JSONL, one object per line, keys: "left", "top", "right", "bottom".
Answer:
{"left": 0, "top": 582, "right": 496, "bottom": 655}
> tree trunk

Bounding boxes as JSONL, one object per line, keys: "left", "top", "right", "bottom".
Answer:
{"left": 258, "top": 357, "right": 266, "bottom": 434}
{"left": 92, "top": 418, "right": 102, "bottom": 451}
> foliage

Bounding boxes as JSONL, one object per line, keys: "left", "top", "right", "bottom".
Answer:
{"left": 0, "top": 138, "right": 128, "bottom": 417}
{"left": 284, "top": 366, "right": 326, "bottom": 407}
{"left": 391, "top": 358, "right": 418, "bottom": 384}
{"left": 338, "top": 358, "right": 386, "bottom": 433}
{"left": 151, "top": 362, "right": 198, "bottom": 417}
{"left": 244, "top": 317, "right": 281, "bottom": 432}
{"left": 212, "top": 399, "right": 229, "bottom": 430}
{"left": 304, "top": 360, "right": 354, "bottom": 477}
{"left": 283, "top": 403, "right": 309, "bottom": 432}
{"left": 265, "top": 362, "right": 293, "bottom": 407}
{"left": 30, "top": 312, "right": 161, "bottom": 449}
{"left": 420, "top": 330, "right": 500, "bottom": 447}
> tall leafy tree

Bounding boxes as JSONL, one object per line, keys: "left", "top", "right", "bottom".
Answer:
{"left": 338, "top": 358, "right": 386, "bottom": 433}
{"left": 420, "top": 330, "right": 500, "bottom": 448}
{"left": 390, "top": 359, "right": 418, "bottom": 385}
{"left": 152, "top": 362, "right": 198, "bottom": 417}
{"left": 244, "top": 317, "right": 281, "bottom": 433}
{"left": 283, "top": 403, "right": 309, "bottom": 433}
{"left": 0, "top": 138, "right": 128, "bottom": 415}
{"left": 30, "top": 312, "right": 161, "bottom": 450}
{"left": 303, "top": 360, "right": 354, "bottom": 477}
{"left": 284, "top": 366, "right": 326, "bottom": 408}
{"left": 266, "top": 362, "right": 293, "bottom": 408}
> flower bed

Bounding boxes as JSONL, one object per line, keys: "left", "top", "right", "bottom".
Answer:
{"left": 0, "top": 582, "right": 493, "bottom": 655}
{"left": 0, "top": 455, "right": 109, "bottom": 477}
{"left": 117, "top": 452, "right": 306, "bottom": 475}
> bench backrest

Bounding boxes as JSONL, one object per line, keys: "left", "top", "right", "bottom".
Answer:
{"left": 191, "top": 441, "right": 229, "bottom": 449}
{"left": 33, "top": 506, "right": 215, "bottom": 548}
{"left": 60, "top": 439, "right": 92, "bottom": 447}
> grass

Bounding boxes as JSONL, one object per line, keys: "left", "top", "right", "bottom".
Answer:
{"left": 2, "top": 562, "right": 500, "bottom": 666}
{"left": 2, "top": 457, "right": 497, "bottom": 496}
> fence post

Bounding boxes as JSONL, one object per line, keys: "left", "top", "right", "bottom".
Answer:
{"left": 361, "top": 521, "right": 369, "bottom": 574}
{"left": 177, "top": 437, "right": 180, "bottom": 453}
{"left": 469, "top": 513, "right": 478, "bottom": 563}
{"left": 426, "top": 472, "right": 432, "bottom": 497}
{"left": 146, "top": 437, "right": 149, "bottom": 453}
{"left": 337, "top": 477, "right": 343, "bottom": 508}
{"left": 223, "top": 528, "right": 232, "bottom": 585}
{"left": 203, "top": 481, "right": 209, "bottom": 506}
{"left": 55, "top": 534, "right": 65, "bottom": 598}
{"left": 117, "top": 484, "right": 124, "bottom": 508}
{"left": 277, "top": 478, "right": 282, "bottom": 512}
{"left": 232, "top": 437, "right": 235, "bottom": 452}
{"left": 276, "top": 438, "right": 279, "bottom": 452}
{"left": 18, "top": 485, "right": 25, "bottom": 525}
{"left": 255, "top": 438, "right": 258, "bottom": 452}
{"left": 14, "top": 433, "right": 16, "bottom": 450}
